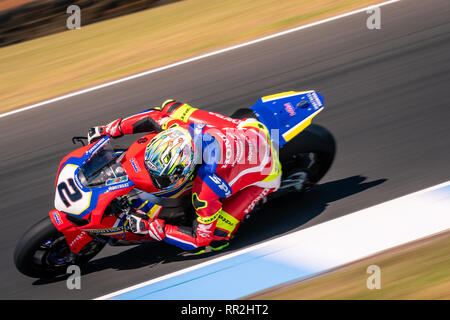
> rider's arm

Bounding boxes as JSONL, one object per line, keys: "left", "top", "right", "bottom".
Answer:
{"left": 88, "top": 103, "right": 173, "bottom": 143}
{"left": 89, "top": 99, "right": 198, "bottom": 142}
{"left": 89, "top": 99, "right": 242, "bottom": 143}
{"left": 187, "top": 131, "right": 228, "bottom": 226}
{"left": 105, "top": 108, "right": 163, "bottom": 138}
{"left": 124, "top": 99, "right": 206, "bottom": 135}
{"left": 192, "top": 183, "right": 223, "bottom": 225}
{"left": 191, "top": 156, "right": 232, "bottom": 223}
{"left": 161, "top": 100, "right": 242, "bottom": 129}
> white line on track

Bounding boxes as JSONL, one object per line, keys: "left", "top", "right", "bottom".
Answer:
{"left": 0, "top": 0, "right": 402, "bottom": 119}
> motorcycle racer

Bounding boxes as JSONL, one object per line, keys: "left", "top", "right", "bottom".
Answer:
{"left": 88, "top": 100, "right": 282, "bottom": 253}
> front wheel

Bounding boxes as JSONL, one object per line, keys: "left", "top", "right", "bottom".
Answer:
{"left": 14, "top": 217, "right": 105, "bottom": 278}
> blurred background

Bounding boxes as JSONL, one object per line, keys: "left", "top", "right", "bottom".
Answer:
{"left": 0, "top": 0, "right": 178, "bottom": 46}
{"left": 0, "top": 0, "right": 449, "bottom": 300}
{"left": 0, "top": 0, "right": 385, "bottom": 113}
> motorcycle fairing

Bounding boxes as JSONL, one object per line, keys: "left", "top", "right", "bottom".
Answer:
{"left": 251, "top": 90, "right": 324, "bottom": 146}
{"left": 50, "top": 134, "right": 194, "bottom": 253}
{"left": 120, "top": 133, "right": 156, "bottom": 193}
{"left": 49, "top": 209, "right": 94, "bottom": 253}
{"left": 54, "top": 136, "right": 135, "bottom": 218}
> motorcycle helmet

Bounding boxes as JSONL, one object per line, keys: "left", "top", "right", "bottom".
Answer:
{"left": 144, "top": 127, "right": 196, "bottom": 190}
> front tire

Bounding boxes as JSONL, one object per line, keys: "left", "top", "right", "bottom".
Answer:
{"left": 14, "top": 217, "right": 105, "bottom": 278}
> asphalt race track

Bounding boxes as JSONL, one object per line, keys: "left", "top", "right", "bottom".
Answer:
{"left": 0, "top": 0, "right": 449, "bottom": 299}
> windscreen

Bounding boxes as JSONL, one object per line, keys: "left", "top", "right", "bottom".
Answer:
{"left": 78, "top": 140, "right": 127, "bottom": 187}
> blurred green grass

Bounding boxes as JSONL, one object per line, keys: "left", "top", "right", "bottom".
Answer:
{"left": 0, "top": 0, "right": 385, "bottom": 113}
{"left": 251, "top": 232, "right": 450, "bottom": 300}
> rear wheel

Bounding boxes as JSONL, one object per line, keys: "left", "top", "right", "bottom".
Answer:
{"left": 14, "top": 217, "right": 105, "bottom": 278}
{"left": 230, "top": 108, "right": 257, "bottom": 119}
{"left": 279, "top": 124, "right": 336, "bottom": 184}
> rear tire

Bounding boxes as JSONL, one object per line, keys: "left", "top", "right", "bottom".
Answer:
{"left": 279, "top": 124, "right": 336, "bottom": 183}
{"left": 230, "top": 108, "right": 257, "bottom": 119}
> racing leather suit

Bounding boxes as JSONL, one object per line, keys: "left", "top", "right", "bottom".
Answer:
{"left": 93, "top": 100, "right": 282, "bottom": 251}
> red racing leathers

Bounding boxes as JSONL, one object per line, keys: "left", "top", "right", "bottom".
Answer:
{"left": 94, "top": 100, "right": 281, "bottom": 251}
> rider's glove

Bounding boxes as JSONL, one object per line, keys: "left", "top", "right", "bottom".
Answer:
{"left": 128, "top": 212, "right": 150, "bottom": 234}
{"left": 87, "top": 118, "right": 124, "bottom": 144}
{"left": 128, "top": 213, "right": 166, "bottom": 241}
{"left": 87, "top": 126, "right": 107, "bottom": 144}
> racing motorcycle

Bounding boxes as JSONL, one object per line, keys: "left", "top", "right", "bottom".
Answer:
{"left": 14, "top": 90, "right": 336, "bottom": 278}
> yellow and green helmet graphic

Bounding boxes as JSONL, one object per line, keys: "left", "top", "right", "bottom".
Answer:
{"left": 144, "top": 127, "right": 196, "bottom": 190}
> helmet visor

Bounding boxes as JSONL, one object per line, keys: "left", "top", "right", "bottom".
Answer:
{"left": 149, "top": 172, "right": 182, "bottom": 190}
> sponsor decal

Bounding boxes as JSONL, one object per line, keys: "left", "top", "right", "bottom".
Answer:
{"left": 53, "top": 211, "right": 63, "bottom": 225}
{"left": 215, "top": 132, "right": 233, "bottom": 168}
{"left": 198, "top": 222, "right": 213, "bottom": 231}
{"left": 197, "top": 221, "right": 214, "bottom": 237}
{"left": 209, "top": 174, "right": 231, "bottom": 197}
{"left": 197, "top": 211, "right": 220, "bottom": 225}
{"left": 82, "top": 227, "right": 126, "bottom": 235}
{"left": 233, "top": 133, "right": 244, "bottom": 166}
{"left": 218, "top": 214, "right": 234, "bottom": 227}
{"left": 172, "top": 104, "right": 197, "bottom": 122}
{"left": 208, "top": 112, "right": 241, "bottom": 125}
{"left": 106, "top": 175, "right": 129, "bottom": 186}
{"left": 130, "top": 158, "right": 141, "bottom": 173}
{"left": 244, "top": 188, "right": 270, "bottom": 214}
{"left": 107, "top": 182, "right": 133, "bottom": 191}
{"left": 70, "top": 231, "right": 87, "bottom": 247}
{"left": 307, "top": 92, "right": 322, "bottom": 110}
{"left": 87, "top": 137, "right": 107, "bottom": 155}
{"left": 284, "top": 103, "right": 296, "bottom": 116}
